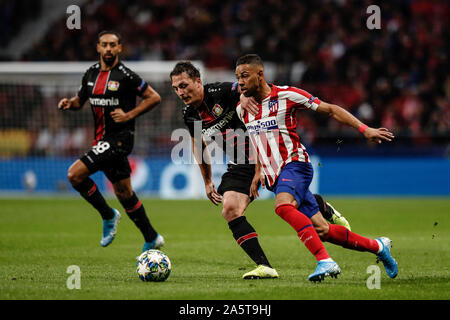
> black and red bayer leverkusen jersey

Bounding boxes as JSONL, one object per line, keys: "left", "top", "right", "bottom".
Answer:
{"left": 77, "top": 61, "right": 148, "bottom": 146}
{"left": 183, "top": 82, "right": 253, "bottom": 165}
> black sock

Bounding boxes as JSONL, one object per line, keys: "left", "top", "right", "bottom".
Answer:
{"left": 314, "top": 194, "right": 333, "bottom": 220}
{"left": 119, "top": 193, "right": 157, "bottom": 242}
{"left": 228, "top": 216, "right": 271, "bottom": 267}
{"left": 73, "top": 178, "right": 114, "bottom": 220}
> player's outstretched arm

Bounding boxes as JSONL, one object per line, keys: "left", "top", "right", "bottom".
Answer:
{"left": 57, "top": 96, "right": 83, "bottom": 111}
{"left": 111, "top": 86, "right": 162, "bottom": 123}
{"left": 317, "top": 101, "right": 395, "bottom": 144}
{"left": 191, "top": 136, "right": 222, "bottom": 205}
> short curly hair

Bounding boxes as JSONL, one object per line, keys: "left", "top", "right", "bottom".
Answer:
{"left": 97, "top": 30, "right": 122, "bottom": 44}
{"left": 236, "top": 54, "right": 264, "bottom": 68}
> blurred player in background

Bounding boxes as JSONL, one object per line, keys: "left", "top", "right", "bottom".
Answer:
{"left": 58, "top": 31, "right": 164, "bottom": 252}
{"left": 171, "top": 61, "right": 350, "bottom": 279}
{"left": 235, "top": 54, "right": 398, "bottom": 281}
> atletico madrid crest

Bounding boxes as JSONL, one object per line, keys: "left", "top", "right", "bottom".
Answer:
{"left": 269, "top": 100, "right": 279, "bottom": 112}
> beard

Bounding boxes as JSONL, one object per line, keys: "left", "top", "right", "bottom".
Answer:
{"left": 102, "top": 54, "right": 116, "bottom": 66}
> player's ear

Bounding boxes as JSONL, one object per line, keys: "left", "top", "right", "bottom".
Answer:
{"left": 117, "top": 43, "right": 123, "bottom": 53}
{"left": 258, "top": 69, "right": 264, "bottom": 80}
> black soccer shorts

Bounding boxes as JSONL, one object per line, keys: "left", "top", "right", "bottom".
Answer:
{"left": 80, "top": 134, "right": 133, "bottom": 183}
{"left": 217, "top": 164, "right": 256, "bottom": 198}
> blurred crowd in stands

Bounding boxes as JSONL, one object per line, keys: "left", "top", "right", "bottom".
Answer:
{"left": 0, "top": 81, "right": 181, "bottom": 157}
{"left": 0, "top": 0, "right": 448, "bottom": 156}
{"left": 0, "top": 0, "right": 42, "bottom": 47}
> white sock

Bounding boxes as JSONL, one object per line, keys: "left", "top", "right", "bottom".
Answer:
{"left": 319, "top": 258, "right": 334, "bottom": 263}
{"left": 376, "top": 239, "right": 383, "bottom": 253}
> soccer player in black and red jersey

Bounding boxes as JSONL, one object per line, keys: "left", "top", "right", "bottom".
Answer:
{"left": 58, "top": 31, "right": 164, "bottom": 252}
{"left": 170, "top": 61, "right": 351, "bottom": 279}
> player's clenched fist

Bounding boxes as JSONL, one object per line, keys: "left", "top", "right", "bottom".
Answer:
{"left": 58, "top": 96, "right": 82, "bottom": 110}
{"left": 111, "top": 108, "right": 132, "bottom": 123}
{"left": 58, "top": 98, "right": 72, "bottom": 110}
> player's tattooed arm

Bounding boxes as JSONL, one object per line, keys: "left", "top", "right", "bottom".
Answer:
{"left": 191, "top": 136, "right": 222, "bottom": 205}
{"left": 111, "top": 86, "right": 162, "bottom": 123}
{"left": 317, "top": 101, "right": 395, "bottom": 144}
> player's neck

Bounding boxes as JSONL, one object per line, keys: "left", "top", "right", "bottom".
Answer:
{"left": 100, "top": 58, "right": 119, "bottom": 71}
{"left": 255, "top": 82, "right": 272, "bottom": 103}
{"left": 191, "top": 86, "right": 204, "bottom": 109}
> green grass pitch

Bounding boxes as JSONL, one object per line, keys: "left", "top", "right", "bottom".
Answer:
{"left": 0, "top": 197, "right": 449, "bottom": 300}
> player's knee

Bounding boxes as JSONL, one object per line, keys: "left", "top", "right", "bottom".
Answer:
{"left": 67, "top": 170, "right": 82, "bottom": 186}
{"left": 222, "top": 203, "right": 243, "bottom": 222}
{"left": 274, "top": 203, "right": 295, "bottom": 218}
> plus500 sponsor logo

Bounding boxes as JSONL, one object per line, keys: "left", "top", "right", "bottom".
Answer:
{"left": 246, "top": 118, "right": 278, "bottom": 134}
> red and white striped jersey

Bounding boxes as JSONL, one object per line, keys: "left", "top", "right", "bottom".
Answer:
{"left": 236, "top": 84, "right": 321, "bottom": 187}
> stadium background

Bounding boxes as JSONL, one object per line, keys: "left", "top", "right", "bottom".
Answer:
{"left": 0, "top": 0, "right": 448, "bottom": 197}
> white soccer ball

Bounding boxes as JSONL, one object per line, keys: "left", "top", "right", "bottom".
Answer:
{"left": 136, "top": 249, "right": 171, "bottom": 282}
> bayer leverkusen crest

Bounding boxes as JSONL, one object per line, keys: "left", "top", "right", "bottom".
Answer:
{"left": 107, "top": 80, "right": 120, "bottom": 91}
{"left": 212, "top": 104, "right": 223, "bottom": 116}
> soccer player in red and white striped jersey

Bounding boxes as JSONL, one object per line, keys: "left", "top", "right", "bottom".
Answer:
{"left": 235, "top": 54, "right": 398, "bottom": 281}
{"left": 238, "top": 84, "right": 320, "bottom": 187}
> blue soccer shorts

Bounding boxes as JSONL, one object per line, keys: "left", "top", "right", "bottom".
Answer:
{"left": 270, "top": 161, "right": 319, "bottom": 219}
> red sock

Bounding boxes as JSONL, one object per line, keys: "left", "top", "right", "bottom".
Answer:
{"left": 326, "top": 224, "right": 380, "bottom": 253}
{"left": 275, "top": 204, "right": 330, "bottom": 261}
